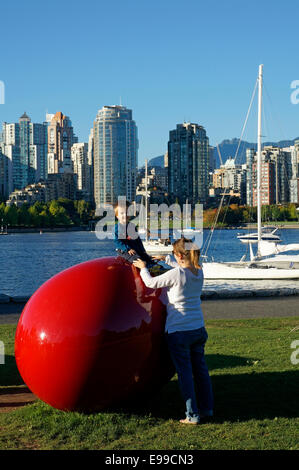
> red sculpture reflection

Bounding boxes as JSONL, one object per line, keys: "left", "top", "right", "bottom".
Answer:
{"left": 15, "top": 257, "right": 174, "bottom": 412}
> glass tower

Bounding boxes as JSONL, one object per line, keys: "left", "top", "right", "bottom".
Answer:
{"left": 168, "top": 123, "right": 209, "bottom": 205}
{"left": 93, "top": 105, "right": 138, "bottom": 206}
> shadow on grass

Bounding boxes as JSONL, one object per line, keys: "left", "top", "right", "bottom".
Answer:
{"left": 0, "top": 353, "right": 250, "bottom": 389}
{"left": 141, "top": 369, "right": 299, "bottom": 423}
{"left": 100, "top": 354, "right": 299, "bottom": 423}
{"left": 0, "top": 353, "right": 251, "bottom": 387}
{"left": 206, "top": 354, "right": 255, "bottom": 370}
{"left": 0, "top": 355, "right": 24, "bottom": 386}
{"left": 2, "top": 353, "right": 298, "bottom": 424}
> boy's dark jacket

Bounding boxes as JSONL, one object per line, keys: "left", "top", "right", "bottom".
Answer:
{"left": 113, "top": 221, "right": 147, "bottom": 255}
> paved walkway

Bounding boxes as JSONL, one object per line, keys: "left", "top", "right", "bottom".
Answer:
{"left": 202, "top": 295, "right": 299, "bottom": 319}
{"left": 0, "top": 302, "right": 25, "bottom": 324}
{"left": 0, "top": 386, "right": 36, "bottom": 413}
{"left": 1, "top": 295, "right": 299, "bottom": 324}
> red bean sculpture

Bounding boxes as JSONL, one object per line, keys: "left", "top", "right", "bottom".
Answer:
{"left": 15, "top": 257, "right": 174, "bottom": 412}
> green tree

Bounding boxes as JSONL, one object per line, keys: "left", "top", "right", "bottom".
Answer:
{"left": 261, "top": 205, "right": 271, "bottom": 222}
{"left": 4, "top": 204, "right": 18, "bottom": 226}
{"left": 18, "top": 203, "right": 31, "bottom": 226}
{"left": 28, "top": 205, "right": 42, "bottom": 226}
{"left": 0, "top": 202, "right": 6, "bottom": 224}
{"left": 270, "top": 205, "right": 281, "bottom": 221}
{"left": 49, "top": 200, "right": 71, "bottom": 226}
{"left": 75, "top": 200, "right": 90, "bottom": 224}
{"left": 241, "top": 206, "right": 257, "bottom": 223}
{"left": 32, "top": 201, "right": 46, "bottom": 214}
{"left": 57, "top": 198, "right": 77, "bottom": 221}
{"left": 39, "top": 209, "right": 51, "bottom": 227}
{"left": 286, "top": 204, "right": 298, "bottom": 220}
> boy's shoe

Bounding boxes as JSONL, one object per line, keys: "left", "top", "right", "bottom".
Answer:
{"left": 179, "top": 417, "right": 199, "bottom": 425}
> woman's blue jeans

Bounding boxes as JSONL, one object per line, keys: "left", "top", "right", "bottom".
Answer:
{"left": 166, "top": 327, "right": 214, "bottom": 421}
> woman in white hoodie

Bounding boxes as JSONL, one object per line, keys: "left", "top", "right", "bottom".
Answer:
{"left": 133, "top": 237, "right": 213, "bottom": 425}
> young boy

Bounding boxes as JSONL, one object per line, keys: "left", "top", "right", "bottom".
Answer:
{"left": 113, "top": 201, "right": 155, "bottom": 268}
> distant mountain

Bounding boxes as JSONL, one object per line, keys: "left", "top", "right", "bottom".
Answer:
{"left": 213, "top": 137, "right": 299, "bottom": 168}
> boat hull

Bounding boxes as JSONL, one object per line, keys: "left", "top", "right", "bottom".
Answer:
{"left": 202, "top": 262, "right": 299, "bottom": 280}
{"left": 142, "top": 242, "right": 172, "bottom": 254}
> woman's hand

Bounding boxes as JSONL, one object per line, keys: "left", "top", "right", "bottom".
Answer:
{"left": 152, "top": 255, "right": 166, "bottom": 261}
{"left": 132, "top": 258, "right": 147, "bottom": 269}
{"left": 128, "top": 249, "right": 137, "bottom": 255}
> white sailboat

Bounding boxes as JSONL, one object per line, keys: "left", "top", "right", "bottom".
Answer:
{"left": 202, "top": 64, "right": 299, "bottom": 280}
{"left": 237, "top": 226, "right": 281, "bottom": 244}
{"left": 137, "top": 195, "right": 147, "bottom": 237}
{"left": 257, "top": 240, "right": 299, "bottom": 268}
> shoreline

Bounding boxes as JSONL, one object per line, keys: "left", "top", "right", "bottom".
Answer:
{"left": 1, "top": 222, "right": 299, "bottom": 234}
{"left": 1, "top": 285, "right": 299, "bottom": 306}
{"left": 2, "top": 226, "right": 88, "bottom": 234}
{"left": 1, "top": 284, "right": 299, "bottom": 307}
{"left": 203, "top": 224, "right": 299, "bottom": 230}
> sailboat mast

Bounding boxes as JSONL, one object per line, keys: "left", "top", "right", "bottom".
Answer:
{"left": 257, "top": 64, "right": 263, "bottom": 256}
{"left": 145, "top": 159, "right": 148, "bottom": 241}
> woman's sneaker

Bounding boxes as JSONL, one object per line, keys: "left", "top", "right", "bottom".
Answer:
{"left": 179, "top": 417, "right": 199, "bottom": 425}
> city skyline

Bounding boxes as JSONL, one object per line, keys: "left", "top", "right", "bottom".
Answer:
{"left": 3, "top": 104, "right": 298, "bottom": 208}
{"left": 1, "top": 0, "right": 299, "bottom": 166}
{"left": 2, "top": 106, "right": 299, "bottom": 167}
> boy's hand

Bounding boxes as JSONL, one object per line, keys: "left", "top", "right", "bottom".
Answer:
{"left": 133, "top": 259, "right": 146, "bottom": 269}
{"left": 128, "top": 249, "right": 136, "bottom": 255}
{"left": 152, "top": 255, "right": 166, "bottom": 261}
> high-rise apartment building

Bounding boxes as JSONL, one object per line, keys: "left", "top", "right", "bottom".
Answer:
{"left": 252, "top": 160, "right": 275, "bottom": 206}
{"left": 246, "top": 146, "right": 292, "bottom": 206}
{"left": 93, "top": 105, "right": 138, "bottom": 206}
{"left": 168, "top": 123, "right": 209, "bottom": 205}
{"left": 246, "top": 148, "right": 255, "bottom": 206}
{"left": 1, "top": 113, "right": 48, "bottom": 193}
{"left": 288, "top": 143, "right": 299, "bottom": 203}
{"left": 0, "top": 147, "right": 10, "bottom": 199}
{"left": 71, "top": 142, "right": 93, "bottom": 202}
{"left": 87, "top": 128, "right": 94, "bottom": 203}
{"left": 47, "top": 112, "right": 78, "bottom": 174}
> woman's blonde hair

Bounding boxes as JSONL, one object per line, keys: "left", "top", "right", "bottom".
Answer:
{"left": 172, "top": 237, "right": 201, "bottom": 269}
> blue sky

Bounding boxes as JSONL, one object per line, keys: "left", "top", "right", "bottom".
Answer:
{"left": 1, "top": 0, "right": 299, "bottom": 165}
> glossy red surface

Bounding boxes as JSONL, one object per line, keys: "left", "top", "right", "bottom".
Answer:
{"left": 15, "top": 257, "right": 174, "bottom": 412}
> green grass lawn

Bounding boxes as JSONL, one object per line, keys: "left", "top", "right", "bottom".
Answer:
{"left": 0, "top": 317, "right": 298, "bottom": 450}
